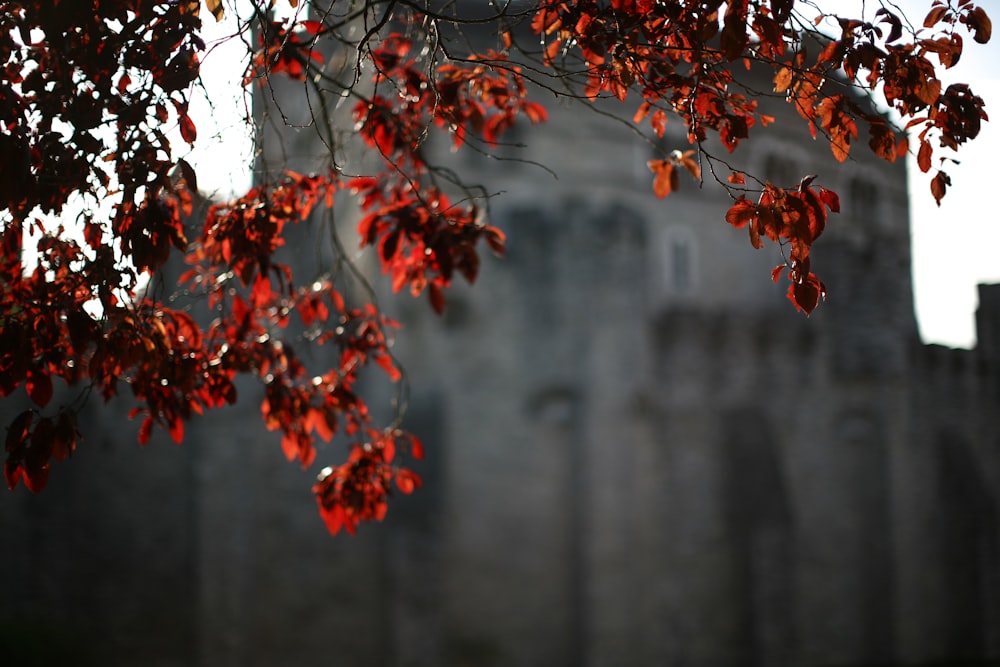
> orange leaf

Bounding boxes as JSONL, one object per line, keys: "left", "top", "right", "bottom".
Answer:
{"left": 924, "top": 6, "right": 948, "bottom": 29}
{"left": 773, "top": 66, "right": 793, "bottom": 94}
{"left": 649, "top": 160, "right": 677, "bottom": 198}
{"left": 917, "top": 139, "right": 933, "bottom": 173}
{"left": 204, "top": 0, "right": 224, "bottom": 21}
{"left": 428, "top": 283, "right": 446, "bottom": 315}
{"left": 678, "top": 151, "right": 701, "bottom": 180}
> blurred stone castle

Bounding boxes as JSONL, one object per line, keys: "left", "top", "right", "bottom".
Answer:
{"left": 3, "top": 44, "right": 1000, "bottom": 667}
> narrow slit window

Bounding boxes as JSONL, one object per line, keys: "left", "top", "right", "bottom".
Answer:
{"left": 672, "top": 237, "right": 691, "bottom": 292}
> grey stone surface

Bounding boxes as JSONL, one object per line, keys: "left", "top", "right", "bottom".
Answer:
{"left": 3, "top": 57, "right": 1000, "bottom": 667}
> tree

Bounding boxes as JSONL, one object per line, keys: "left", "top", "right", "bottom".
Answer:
{"left": 0, "top": 0, "right": 990, "bottom": 534}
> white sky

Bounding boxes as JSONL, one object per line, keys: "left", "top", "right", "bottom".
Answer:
{"left": 189, "top": 0, "right": 999, "bottom": 349}
{"left": 891, "top": 0, "right": 1000, "bottom": 348}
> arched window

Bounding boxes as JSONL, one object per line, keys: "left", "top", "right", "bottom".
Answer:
{"left": 671, "top": 236, "right": 692, "bottom": 293}
{"left": 663, "top": 227, "right": 697, "bottom": 295}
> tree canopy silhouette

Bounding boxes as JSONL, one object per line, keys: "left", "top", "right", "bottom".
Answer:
{"left": 0, "top": 0, "right": 990, "bottom": 534}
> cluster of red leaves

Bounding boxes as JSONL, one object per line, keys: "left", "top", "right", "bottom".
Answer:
{"left": 179, "top": 172, "right": 421, "bottom": 526}
{"left": 725, "top": 175, "right": 839, "bottom": 314}
{"left": 648, "top": 150, "right": 701, "bottom": 198}
{"left": 533, "top": 0, "right": 774, "bottom": 149}
{"left": 1, "top": 0, "right": 207, "bottom": 492}
{"left": 350, "top": 36, "right": 545, "bottom": 312}
{"left": 313, "top": 428, "right": 424, "bottom": 535}
{"left": 1, "top": 0, "right": 993, "bottom": 533}
{"left": 245, "top": 18, "right": 324, "bottom": 84}
{"left": 0, "top": 2, "right": 424, "bottom": 535}
{"left": 531, "top": 0, "right": 988, "bottom": 312}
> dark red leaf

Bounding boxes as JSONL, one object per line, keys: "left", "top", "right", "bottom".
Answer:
{"left": 931, "top": 171, "right": 951, "bottom": 205}
{"left": 26, "top": 370, "right": 53, "bottom": 408}
{"left": 789, "top": 274, "right": 824, "bottom": 315}
{"left": 428, "top": 283, "right": 446, "bottom": 315}
{"left": 52, "top": 412, "right": 77, "bottom": 462}
{"left": 177, "top": 158, "right": 199, "bottom": 194}
{"left": 965, "top": 7, "right": 992, "bottom": 44}
{"left": 4, "top": 457, "right": 23, "bottom": 491}
{"left": 179, "top": 114, "right": 197, "bottom": 144}
{"left": 918, "top": 139, "right": 933, "bottom": 173}
{"left": 5, "top": 410, "right": 32, "bottom": 454}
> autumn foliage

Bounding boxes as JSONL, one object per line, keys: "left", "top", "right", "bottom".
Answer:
{"left": 0, "top": 0, "right": 990, "bottom": 533}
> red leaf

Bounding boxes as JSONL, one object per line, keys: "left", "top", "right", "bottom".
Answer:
{"left": 428, "top": 283, "right": 446, "bottom": 315}
{"left": 917, "top": 139, "right": 933, "bottom": 173}
{"left": 179, "top": 113, "right": 197, "bottom": 144}
{"left": 380, "top": 230, "right": 400, "bottom": 263}
{"left": 26, "top": 370, "right": 53, "bottom": 408}
{"left": 484, "top": 227, "right": 506, "bottom": 257}
{"left": 300, "top": 20, "right": 324, "bottom": 35}
{"left": 5, "top": 410, "right": 32, "bottom": 454}
{"left": 395, "top": 469, "right": 421, "bottom": 495}
{"left": 382, "top": 437, "right": 396, "bottom": 463}
{"left": 52, "top": 412, "right": 77, "bottom": 462}
{"left": 4, "top": 459, "right": 23, "bottom": 491}
{"left": 725, "top": 197, "right": 756, "bottom": 229}
{"left": 649, "top": 160, "right": 677, "bottom": 198}
{"left": 281, "top": 433, "right": 298, "bottom": 461}
{"left": 409, "top": 433, "right": 425, "bottom": 460}
{"left": 309, "top": 407, "right": 335, "bottom": 442}
{"left": 521, "top": 101, "right": 548, "bottom": 124}
{"left": 924, "top": 6, "right": 949, "bottom": 28}
{"left": 788, "top": 274, "right": 825, "bottom": 315}
{"left": 177, "top": 158, "right": 199, "bottom": 194}
{"left": 138, "top": 416, "right": 154, "bottom": 446}
{"left": 375, "top": 353, "right": 401, "bottom": 382}
{"left": 931, "top": 171, "right": 951, "bottom": 205}
{"left": 169, "top": 417, "right": 185, "bottom": 444}
{"left": 819, "top": 187, "right": 840, "bottom": 213}
{"left": 23, "top": 464, "right": 49, "bottom": 493}
{"left": 24, "top": 417, "right": 54, "bottom": 493}
{"left": 966, "top": 7, "right": 992, "bottom": 44}
{"left": 318, "top": 500, "right": 346, "bottom": 535}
